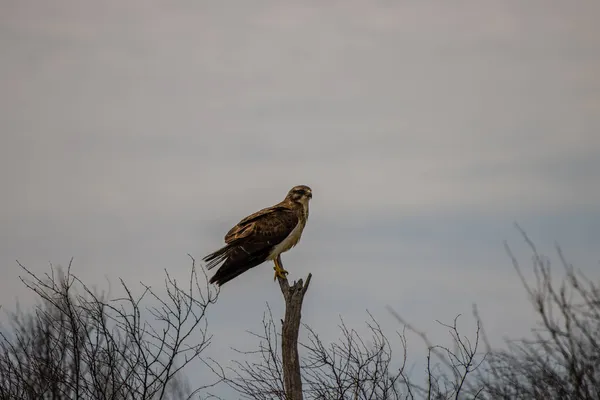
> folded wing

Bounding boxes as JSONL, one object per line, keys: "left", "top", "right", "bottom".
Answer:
{"left": 203, "top": 206, "right": 298, "bottom": 286}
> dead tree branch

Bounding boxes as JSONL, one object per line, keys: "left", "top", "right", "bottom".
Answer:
{"left": 277, "top": 273, "right": 312, "bottom": 400}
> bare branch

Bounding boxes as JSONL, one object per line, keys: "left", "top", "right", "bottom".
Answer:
{"left": 0, "top": 258, "right": 219, "bottom": 399}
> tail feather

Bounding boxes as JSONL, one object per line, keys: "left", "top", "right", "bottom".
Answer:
{"left": 202, "top": 244, "right": 232, "bottom": 270}
{"left": 205, "top": 245, "right": 272, "bottom": 286}
{"left": 209, "top": 263, "right": 253, "bottom": 286}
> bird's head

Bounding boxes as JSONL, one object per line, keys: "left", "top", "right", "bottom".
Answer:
{"left": 287, "top": 185, "right": 313, "bottom": 205}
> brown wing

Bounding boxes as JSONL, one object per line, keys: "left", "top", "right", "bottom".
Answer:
{"left": 204, "top": 206, "right": 299, "bottom": 285}
{"left": 224, "top": 205, "right": 296, "bottom": 244}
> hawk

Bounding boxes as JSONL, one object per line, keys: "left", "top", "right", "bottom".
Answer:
{"left": 203, "top": 185, "right": 313, "bottom": 286}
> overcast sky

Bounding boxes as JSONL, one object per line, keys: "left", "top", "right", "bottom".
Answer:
{"left": 1, "top": 0, "right": 599, "bottom": 396}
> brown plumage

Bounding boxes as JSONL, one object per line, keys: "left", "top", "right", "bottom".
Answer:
{"left": 204, "top": 185, "right": 312, "bottom": 286}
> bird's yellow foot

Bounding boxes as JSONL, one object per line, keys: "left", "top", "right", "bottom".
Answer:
{"left": 273, "top": 265, "right": 289, "bottom": 281}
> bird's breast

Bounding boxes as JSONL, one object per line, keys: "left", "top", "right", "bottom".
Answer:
{"left": 268, "top": 219, "right": 306, "bottom": 259}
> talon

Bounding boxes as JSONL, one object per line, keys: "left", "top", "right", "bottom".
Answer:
{"left": 273, "top": 256, "right": 289, "bottom": 281}
{"left": 273, "top": 266, "right": 289, "bottom": 280}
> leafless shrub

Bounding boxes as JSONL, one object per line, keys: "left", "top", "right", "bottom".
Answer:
{"left": 206, "top": 306, "right": 286, "bottom": 400}
{"left": 300, "top": 312, "right": 408, "bottom": 400}
{"left": 473, "top": 225, "right": 600, "bottom": 400}
{"left": 0, "top": 255, "right": 219, "bottom": 400}
{"left": 388, "top": 308, "right": 486, "bottom": 400}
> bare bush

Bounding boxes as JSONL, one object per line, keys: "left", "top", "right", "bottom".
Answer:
{"left": 300, "top": 313, "right": 408, "bottom": 400}
{"left": 0, "top": 256, "right": 219, "bottom": 400}
{"left": 473, "top": 226, "right": 600, "bottom": 400}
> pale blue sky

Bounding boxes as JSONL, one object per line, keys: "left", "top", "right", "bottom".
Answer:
{"left": 1, "top": 0, "right": 599, "bottom": 396}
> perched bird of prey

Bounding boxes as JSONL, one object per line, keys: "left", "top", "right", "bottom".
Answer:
{"left": 203, "top": 185, "right": 313, "bottom": 286}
